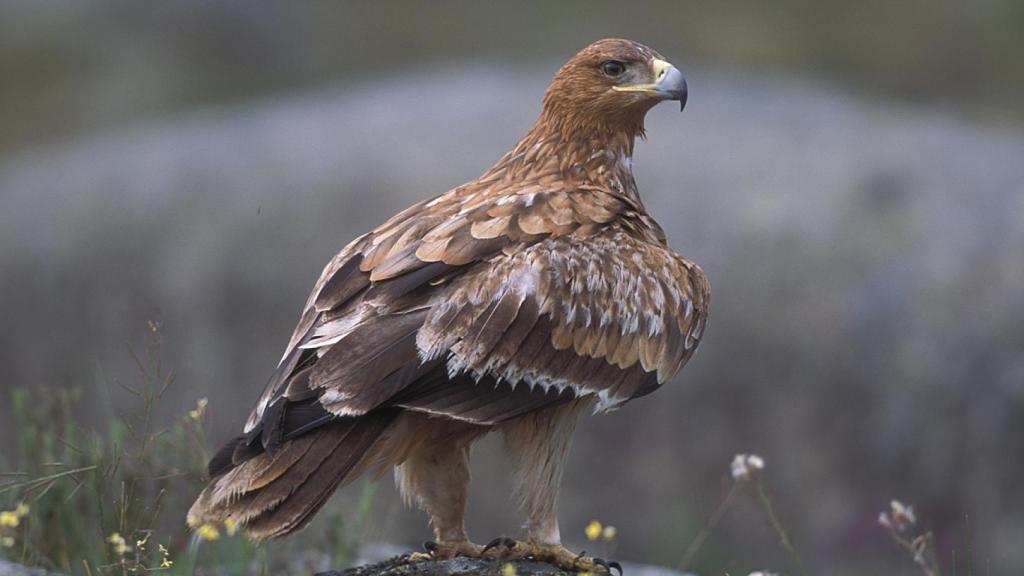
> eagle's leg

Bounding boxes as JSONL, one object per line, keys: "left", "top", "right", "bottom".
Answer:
{"left": 396, "top": 424, "right": 484, "bottom": 560}
{"left": 495, "top": 399, "right": 616, "bottom": 572}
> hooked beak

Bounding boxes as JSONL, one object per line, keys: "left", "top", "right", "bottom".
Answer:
{"left": 612, "top": 58, "right": 688, "bottom": 111}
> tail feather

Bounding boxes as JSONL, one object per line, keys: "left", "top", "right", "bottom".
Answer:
{"left": 245, "top": 413, "right": 392, "bottom": 538}
{"left": 188, "top": 409, "right": 398, "bottom": 539}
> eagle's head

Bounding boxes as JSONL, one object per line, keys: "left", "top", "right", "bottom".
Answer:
{"left": 542, "top": 39, "right": 687, "bottom": 135}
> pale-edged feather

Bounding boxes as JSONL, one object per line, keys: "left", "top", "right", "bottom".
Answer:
{"left": 311, "top": 310, "right": 428, "bottom": 412}
{"left": 315, "top": 256, "right": 369, "bottom": 311}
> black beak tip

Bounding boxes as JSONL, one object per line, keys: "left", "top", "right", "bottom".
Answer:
{"left": 679, "top": 80, "right": 688, "bottom": 112}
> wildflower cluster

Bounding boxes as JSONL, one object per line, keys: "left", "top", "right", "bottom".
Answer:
{"left": 0, "top": 503, "right": 29, "bottom": 548}
{"left": 187, "top": 515, "right": 241, "bottom": 542}
{"left": 105, "top": 531, "right": 175, "bottom": 570}
{"left": 158, "top": 543, "right": 173, "bottom": 568}
{"left": 584, "top": 520, "right": 617, "bottom": 542}
{"left": 196, "top": 523, "right": 220, "bottom": 541}
{"left": 189, "top": 397, "right": 209, "bottom": 421}
{"left": 878, "top": 499, "right": 916, "bottom": 532}
{"left": 0, "top": 326, "right": 294, "bottom": 574}
{"left": 878, "top": 499, "right": 939, "bottom": 576}
{"left": 107, "top": 532, "right": 132, "bottom": 556}
{"left": 730, "top": 453, "right": 765, "bottom": 481}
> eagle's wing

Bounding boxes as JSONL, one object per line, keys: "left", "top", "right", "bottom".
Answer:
{"left": 237, "top": 184, "right": 706, "bottom": 459}
{"left": 415, "top": 224, "right": 709, "bottom": 414}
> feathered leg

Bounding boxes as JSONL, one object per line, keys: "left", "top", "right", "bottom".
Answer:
{"left": 495, "top": 398, "right": 617, "bottom": 572}
{"left": 394, "top": 418, "right": 486, "bottom": 558}
{"left": 502, "top": 398, "right": 589, "bottom": 545}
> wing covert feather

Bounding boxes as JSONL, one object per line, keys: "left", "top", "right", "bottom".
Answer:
{"left": 419, "top": 225, "right": 709, "bottom": 411}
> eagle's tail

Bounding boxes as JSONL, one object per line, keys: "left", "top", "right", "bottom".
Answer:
{"left": 187, "top": 410, "right": 397, "bottom": 540}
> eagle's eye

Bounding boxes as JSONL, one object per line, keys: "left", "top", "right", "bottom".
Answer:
{"left": 600, "top": 60, "right": 626, "bottom": 78}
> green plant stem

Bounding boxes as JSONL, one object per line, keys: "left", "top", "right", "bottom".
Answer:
{"left": 678, "top": 480, "right": 741, "bottom": 571}
{"left": 755, "top": 477, "right": 806, "bottom": 576}
{"left": 0, "top": 465, "right": 98, "bottom": 494}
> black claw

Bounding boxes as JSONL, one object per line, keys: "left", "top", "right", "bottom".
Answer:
{"left": 423, "top": 540, "right": 438, "bottom": 553}
{"left": 482, "top": 536, "right": 517, "bottom": 554}
{"left": 590, "top": 558, "right": 622, "bottom": 575}
{"left": 569, "top": 550, "right": 587, "bottom": 569}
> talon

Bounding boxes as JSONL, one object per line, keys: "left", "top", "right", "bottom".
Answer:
{"left": 405, "top": 551, "right": 432, "bottom": 563}
{"left": 423, "top": 540, "right": 438, "bottom": 553}
{"left": 593, "top": 558, "right": 612, "bottom": 573}
{"left": 608, "top": 560, "right": 623, "bottom": 575}
{"left": 483, "top": 536, "right": 517, "bottom": 554}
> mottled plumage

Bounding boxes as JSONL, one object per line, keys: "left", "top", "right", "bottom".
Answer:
{"left": 189, "top": 39, "right": 708, "bottom": 565}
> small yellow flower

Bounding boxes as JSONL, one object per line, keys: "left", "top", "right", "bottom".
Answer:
{"left": 107, "top": 532, "right": 131, "bottom": 555}
{"left": 1, "top": 536, "right": 14, "bottom": 548}
{"left": 196, "top": 523, "right": 220, "bottom": 541}
{"left": 602, "top": 525, "right": 617, "bottom": 541}
{"left": 585, "top": 520, "right": 602, "bottom": 541}
{"left": 502, "top": 562, "right": 517, "bottom": 576}
{"left": 13, "top": 503, "right": 29, "bottom": 518}
{"left": 224, "top": 517, "right": 240, "bottom": 536}
{"left": 189, "top": 397, "right": 209, "bottom": 421}
{"left": 157, "top": 542, "right": 173, "bottom": 567}
{"left": 0, "top": 511, "right": 19, "bottom": 528}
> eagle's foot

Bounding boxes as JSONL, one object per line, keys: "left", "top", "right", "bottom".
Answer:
{"left": 482, "top": 536, "right": 518, "bottom": 554}
{"left": 408, "top": 539, "right": 485, "bottom": 562}
{"left": 485, "top": 540, "right": 622, "bottom": 575}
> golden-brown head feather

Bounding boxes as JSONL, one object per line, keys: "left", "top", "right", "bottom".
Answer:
{"left": 541, "top": 38, "right": 669, "bottom": 138}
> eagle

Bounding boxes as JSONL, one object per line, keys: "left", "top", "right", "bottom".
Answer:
{"left": 189, "top": 38, "right": 708, "bottom": 571}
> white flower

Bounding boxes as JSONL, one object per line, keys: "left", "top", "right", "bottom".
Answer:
{"left": 890, "top": 500, "right": 916, "bottom": 525}
{"left": 878, "top": 499, "right": 916, "bottom": 532}
{"left": 731, "top": 453, "right": 766, "bottom": 481}
{"left": 878, "top": 511, "right": 892, "bottom": 528}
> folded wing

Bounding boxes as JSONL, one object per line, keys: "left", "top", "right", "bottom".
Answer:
{"left": 231, "top": 185, "right": 708, "bottom": 473}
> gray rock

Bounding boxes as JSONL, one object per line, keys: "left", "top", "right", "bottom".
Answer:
{"left": 319, "top": 554, "right": 695, "bottom": 576}
{"left": 351, "top": 545, "right": 695, "bottom": 576}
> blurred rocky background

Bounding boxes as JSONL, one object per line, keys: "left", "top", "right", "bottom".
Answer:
{"left": 1, "top": 1, "right": 1023, "bottom": 575}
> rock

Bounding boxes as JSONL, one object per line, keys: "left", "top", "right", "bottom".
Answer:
{"left": 318, "top": 556, "right": 577, "bottom": 576}
{"left": 320, "top": 546, "right": 696, "bottom": 576}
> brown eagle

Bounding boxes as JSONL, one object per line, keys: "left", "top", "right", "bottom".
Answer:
{"left": 189, "top": 38, "right": 708, "bottom": 571}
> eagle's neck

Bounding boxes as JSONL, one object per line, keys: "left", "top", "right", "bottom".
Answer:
{"left": 487, "top": 111, "right": 643, "bottom": 203}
